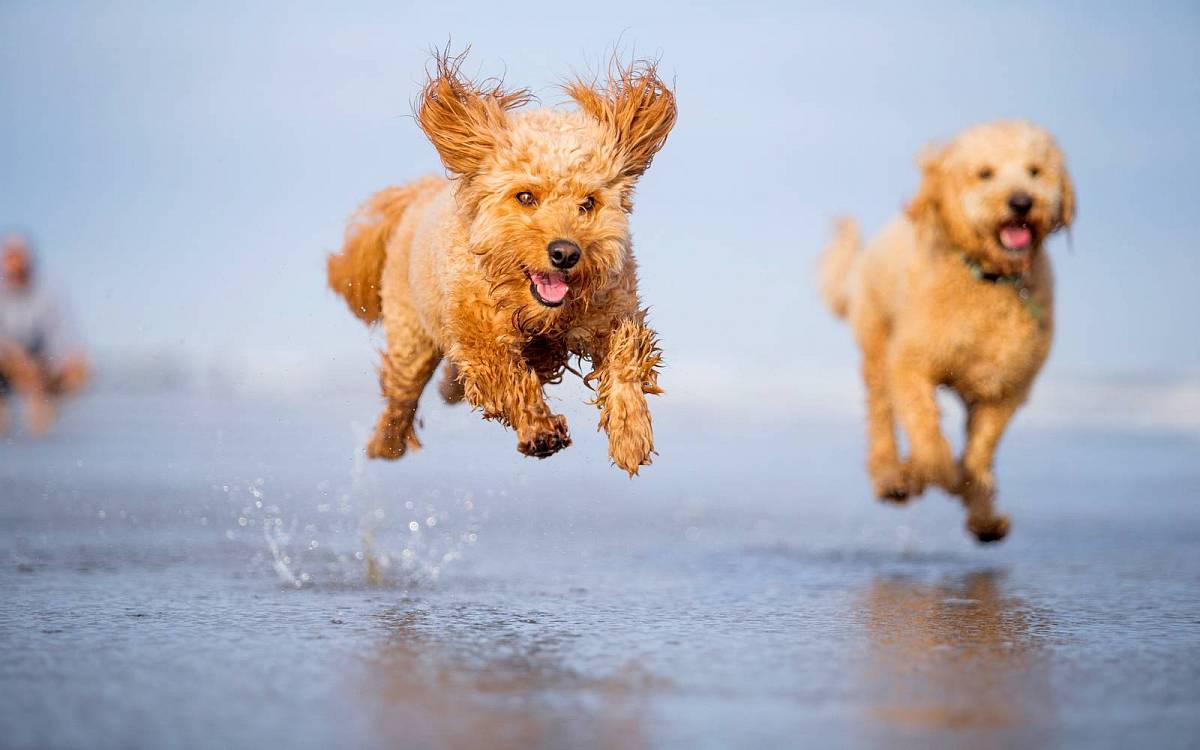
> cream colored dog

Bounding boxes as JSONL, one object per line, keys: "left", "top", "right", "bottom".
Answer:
{"left": 821, "top": 121, "right": 1075, "bottom": 541}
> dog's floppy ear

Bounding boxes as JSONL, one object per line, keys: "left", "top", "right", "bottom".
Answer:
{"left": 907, "top": 142, "right": 976, "bottom": 248}
{"left": 416, "top": 50, "right": 531, "bottom": 179}
{"left": 1057, "top": 162, "right": 1076, "bottom": 230}
{"left": 566, "top": 59, "right": 677, "bottom": 180}
{"left": 906, "top": 143, "right": 945, "bottom": 221}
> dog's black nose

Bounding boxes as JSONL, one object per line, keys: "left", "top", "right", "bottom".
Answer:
{"left": 547, "top": 240, "right": 581, "bottom": 270}
{"left": 1008, "top": 191, "right": 1034, "bottom": 216}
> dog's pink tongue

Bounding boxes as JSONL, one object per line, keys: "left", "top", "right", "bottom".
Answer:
{"left": 1000, "top": 225, "right": 1033, "bottom": 250}
{"left": 531, "top": 271, "right": 569, "bottom": 303}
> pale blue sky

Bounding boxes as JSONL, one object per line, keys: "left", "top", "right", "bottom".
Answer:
{"left": 2, "top": 1, "right": 1197, "bottom": 387}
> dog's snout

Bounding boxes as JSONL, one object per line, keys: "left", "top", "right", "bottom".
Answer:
{"left": 547, "top": 240, "right": 581, "bottom": 270}
{"left": 1007, "top": 191, "right": 1034, "bottom": 216}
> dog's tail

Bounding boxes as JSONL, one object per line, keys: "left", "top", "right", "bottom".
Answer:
{"left": 819, "top": 217, "right": 860, "bottom": 319}
{"left": 327, "top": 178, "right": 438, "bottom": 324}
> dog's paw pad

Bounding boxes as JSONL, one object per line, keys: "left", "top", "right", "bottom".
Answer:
{"left": 362, "top": 441, "right": 405, "bottom": 458}
{"left": 879, "top": 486, "right": 910, "bottom": 504}
{"left": 518, "top": 420, "right": 571, "bottom": 459}
{"left": 968, "top": 514, "right": 1011, "bottom": 543}
{"left": 872, "top": 466, "right": 914, "bottom": 503}
{"left": 366, "top": 440, "right": 406, "bottom": 460}
{"left": 365, "top": 427, "right": 418, "bottom": 461}
{"left": 519, "top": 433, "right": 571, "bottom": 458}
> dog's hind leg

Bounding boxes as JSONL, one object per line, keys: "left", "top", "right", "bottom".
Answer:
{"left": 366, "top": 310, "right": 441, "bottom": 460}
{"left": 857, "top": 318, "right": 907, "bottom": 501}
{"left": 588, "top": 317, "right": 662, "bottom": 476}
{"left": 958, "top": 398, "right": 1019, "bottom": 543}
{"left": 437, "top": 362, "right": 465, "bottom": 404}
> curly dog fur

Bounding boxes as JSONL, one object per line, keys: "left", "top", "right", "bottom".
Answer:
{"left": 328, "top": 50, "right": 674, "bottom": 475}
{"left": 821, "top": 121, "right": 1075, "bottom": 542}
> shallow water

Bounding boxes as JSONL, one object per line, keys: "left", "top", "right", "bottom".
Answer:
{"left": 2, "top": 391, "right": 1198, "bottom": 749}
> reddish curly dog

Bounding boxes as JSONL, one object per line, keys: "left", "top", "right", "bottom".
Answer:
{"left": 821, "top": 121, "right": 1075, "bottom": 542}
{"left": 327, "top": 52, "right": 675, "bottom": 475}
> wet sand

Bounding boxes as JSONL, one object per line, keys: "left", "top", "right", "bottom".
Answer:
{"left": 2, "top": 391, "right": 1198, "bottom": 749}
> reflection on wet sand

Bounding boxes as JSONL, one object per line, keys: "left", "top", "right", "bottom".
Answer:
{"left": 360, "top": 603, "right": 654, "bottom": 750}
{"left": 861, "top": 570, "right": 1056, "bottom": 738}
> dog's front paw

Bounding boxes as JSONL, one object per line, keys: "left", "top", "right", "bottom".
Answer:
{"left": 870, "top": 461, "right": 912, "bottom": 503}
{"left": 599, "top": 381, "right": 655, "bottom": 476}
{"left": 967, "top": 513, "right": 1011, "bottom": 543}
{"left": 609, "top": 431, "right": 654, "bottom": 477}
{"left": 907, "top": 443, "right": 962, "bottom": 493}
{"left": 366, "top": 418, "right": 420, "bottom": 460}
{"left": 517, "top": 414, "right": 571, "bottom": 459}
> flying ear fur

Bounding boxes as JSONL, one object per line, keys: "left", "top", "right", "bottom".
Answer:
{"left": 416, "top": 49, "right": 532, "bottom": 179}
{"left": 565, "top": 58, "right": 677, "bottom": 180}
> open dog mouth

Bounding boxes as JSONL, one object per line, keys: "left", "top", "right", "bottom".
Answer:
{"left": 527, "top": 270, "right": 570, "bottom": 307}
{"left": 998, "top": 221, "right": 1034, "bottom": 253}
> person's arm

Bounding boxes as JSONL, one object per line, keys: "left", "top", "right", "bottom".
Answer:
{"left": 38, "top": 289, "right": 89, "bottom": 392}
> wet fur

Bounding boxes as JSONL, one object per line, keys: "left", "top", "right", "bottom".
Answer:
{"left": 820, "top": 121, "right": 1075, "bottom": 542}
{"left": 328, "top": 51, "right": 674, "bottom": 475}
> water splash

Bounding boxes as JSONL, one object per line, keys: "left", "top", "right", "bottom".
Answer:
{"left": 222, "top": 425, "right": 488, "bottom": 588}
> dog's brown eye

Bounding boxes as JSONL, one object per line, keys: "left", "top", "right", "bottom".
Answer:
{"left": 515, "top": 191, "right": 536, "bottom": 207}
{"left": 977, "top": 167, "right": 994, "bottom": 180}
{"left": 579, "top": 196, "right": 596, "bottom": 213}
{"left": 1028, "top": 165, "right": 1041, "bottom": 178}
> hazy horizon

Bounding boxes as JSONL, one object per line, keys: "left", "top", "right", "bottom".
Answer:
{"left": 2, "top": 1, "right": 1198, "bottom": 395}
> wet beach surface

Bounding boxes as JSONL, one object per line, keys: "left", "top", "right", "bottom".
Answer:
{"left": 2, "top": 391, "right": 1198, "bottom": 749}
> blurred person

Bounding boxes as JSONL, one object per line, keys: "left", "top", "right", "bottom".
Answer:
{"left": 0, "top": 232, "right": 89, "bottom": 436}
